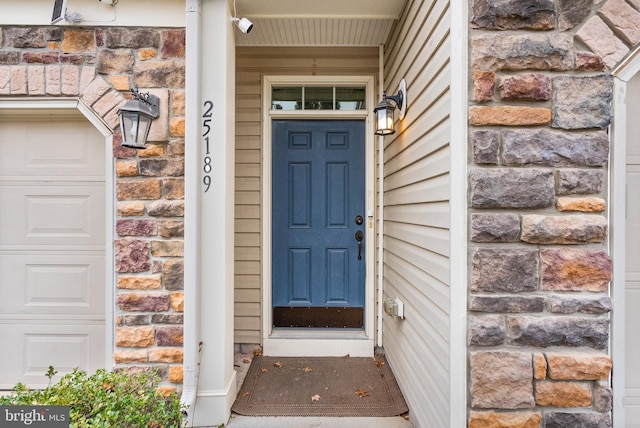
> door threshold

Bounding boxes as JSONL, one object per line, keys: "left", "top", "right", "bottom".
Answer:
{"left": 263, "top": 331, "right": 373, "bottom": 357}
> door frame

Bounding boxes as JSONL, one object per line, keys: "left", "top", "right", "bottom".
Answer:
{"left": 0, "top": 98, "right": 115, "bottom": 372}
{"left": 612, "top": 48, "right": 640, "bottom": 428}
{"left": 261, "top": 75, "right": 377, "bottom": 356}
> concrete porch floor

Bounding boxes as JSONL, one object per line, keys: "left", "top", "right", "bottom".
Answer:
{"left": 225, "top": 348, "right": 413, "bottom": 428}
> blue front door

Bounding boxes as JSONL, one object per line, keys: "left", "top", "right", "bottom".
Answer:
{"left": 272, "top": 120, "right": 365, "bottom": 328}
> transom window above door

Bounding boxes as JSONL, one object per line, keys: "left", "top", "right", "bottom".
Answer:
{"left": 271, "top": 86, "right": 366, "bottom": 111}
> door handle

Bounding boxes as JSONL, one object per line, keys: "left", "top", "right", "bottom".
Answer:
{"left": 355, "top": 230, "right": 364, "bottom": 260}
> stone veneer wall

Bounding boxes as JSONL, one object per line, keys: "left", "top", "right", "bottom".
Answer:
{"left": 0, "top": 26, "right": 186, "bottom": 394}
{"left": 468, "top": 0, "right": 640, "bottom": 426}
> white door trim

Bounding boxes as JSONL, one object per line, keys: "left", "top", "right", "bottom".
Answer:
{"left": 612, "top": 47, "right": 640, "bottom": 428}
{"left": 0, "top": 97, "right": 115, "bottom": 372}
{"left": 261, "top": 75, "right": 376, "bottom": 357}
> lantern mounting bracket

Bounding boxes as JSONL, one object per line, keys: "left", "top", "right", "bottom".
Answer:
{"left": 130, "top": 88, "right": 159, "bottom": 118}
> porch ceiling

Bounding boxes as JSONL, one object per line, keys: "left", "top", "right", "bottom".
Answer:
{"left": 234, "top": 0, "right": 406, "bottom": 46}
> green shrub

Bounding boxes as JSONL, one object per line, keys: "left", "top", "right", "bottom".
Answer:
{"left": 0, "top": 366, "right": 185, "bottom": 427}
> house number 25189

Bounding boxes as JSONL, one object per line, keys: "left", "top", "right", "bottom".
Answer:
{"left": 202, "top": 100, "right": 213, "bottom": 192}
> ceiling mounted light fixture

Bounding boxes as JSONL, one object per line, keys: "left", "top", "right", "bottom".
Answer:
{"left": 118, "top": 88, "right": 160, "bottom": 150}
{"left": 373, "top": 79, "right": 407, "bottom": 136}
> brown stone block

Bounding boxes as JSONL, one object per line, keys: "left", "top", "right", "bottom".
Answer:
{"left": 576, "top": 52, "right": 606, "bottom": 72}
{"left": 158, "top": 221, "right": 184, "bottom": 238}
{"left": 116, "top": 180, "right": 162, "bottom": 200}
{"left": 117, "top": 201, "right": 145, "bottom": 216}
{"left": 157, "top": 326, "right": 183, "bottom": 346}
{"left": 117, "top": 292, "right": 170, "bottom": 312}
{"left": 557, "top": 0, "right": 592, "bottom": 31}
{"left": 168, "top": 139, "right": 185, "bottom": 156}
{"left": 122, "top": 314, "right": 150, "bottom": 326}
{"left": 472, "top": 248, "right": 539, "bottom": 293}
{"left": 149, "top": 348, "right": 184, "bottom": 363}
{"left": 541, "top": 248, "right": 611, "bottom": 292}
{"left": 474, "top": 71, "right": 495, "bottom": 102}
{"left": 533, "top": 353, "right": 547, "bottom": 380}
{"left": 470, "top": 106, "right": 551, "bottom": 126}
{"left": 104, "top": 28, "right": 160, "bottom": 49}
{"left": 109, "top": 74, "right": 130, "bottom": 91}
{"left": 499, "top": 74, "right": 551, "bottom": 101}
{"left": 470, "top": 351, "right": 535, "bottom": 409}
{"left": 115, "top": 326, "right": 155, "bottom": 347}
{"left": 546, "top": 353, "right": 612, "bottom": 380}
{"left": 163, "top": 178, "right": 185, "bottom": 200}
{"left": 556, "top": 197, "right": 605, "bottom": 212}
{"left": 535, "top": 381, "right": 591, "bottom": 407}
{"left": 138, "top": 48, "right": 157, "bottom": 60}
{"left": 521, "top": 214, "right": 607, "bottom": 244}
{"left": 168, "top": 365, "right": 184, "bottom": 383}
{"left": 469, "top": 411, "right": 541, "bottom": 428}
{"left": 507, "top": 316, "right": 609, "bottom": 349}
{"left": 170, "top": 117, "right": 185, "bottom": 137}
{"left": 151, "top": 240, "right": 184, "bottom": 257}
{"left": 118, "top": 275, "right": 162, "bottom": 290}
{"left": 97, "top": 49, "right": 135, "bottom": 74}
{"left": 172, "top": 90, "right": 185, "bottom": 115}
{"left": 115, "top": 160, "right": 138, "bottom": 177}
{"left": 138, "top": 144, "right": 165, "bottom": 157}
{"left": 471, "top": 34, "right": 573, "bottom": 71}
{"left": 115, "top": 238, "right": 151, "bottom": 273}
{"left": 161, "top": 29, "right": 186, "bottom": 59}
{"left": 163, "top": 260, "right": 184, "bottom": 290}
{"left": 61, "top": 30, "right": 95, "bottom": 53}
{"left": 117, "top": 219, "right": 158, "bottom": 237}
{"left": 147, "top": 200, "right": 184, "bottom": 217}
{"left": 139, "top": 159, "right": 184, "bottom": 177}
{"left": 114, "top": 349, "right": 148, "bottom": 363}
{"left": 23, "top": 52, "right": 60, "bottom": 64}
{"left": 171, "top": 292, "right": 184, "bottom": 312}
{"left": 134, "top": 61, "right": 185, "bottom": 88}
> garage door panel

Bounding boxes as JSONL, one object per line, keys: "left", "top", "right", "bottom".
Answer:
{"left": 0, "top": 184, "right": 105, "bottom": 247}
{"left": 0, "top": 114, "right": 106, "bottom": 389}
{"left": 0, "top": 254, "right": 105, "bottom": 315}
{"left": 0, "top": 121, "right": 105, "bottom": 179}
{"left": 0, "top": 323, "right": 105, "bottom": 389}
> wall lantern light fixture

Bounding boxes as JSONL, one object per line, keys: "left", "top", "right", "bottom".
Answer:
{"left": 118, "top": 88, "right": 160, "bottom": 149}
{"left": 373, "top": 79, "right": 407, "bottom": 136}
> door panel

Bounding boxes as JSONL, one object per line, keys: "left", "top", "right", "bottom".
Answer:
{"left": 0, "top": 117, "right": 105, "bottom": 389}
{"left": 272, "top": 120, "right": 365, "bottom": 327}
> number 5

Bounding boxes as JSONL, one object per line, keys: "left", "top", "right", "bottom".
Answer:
{"left": 202, "top": 119, "right": 211, "bottom": 137}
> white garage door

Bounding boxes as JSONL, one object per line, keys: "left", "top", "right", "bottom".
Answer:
{"left": 0, "top": 112, "right": 106, "bottom": 389}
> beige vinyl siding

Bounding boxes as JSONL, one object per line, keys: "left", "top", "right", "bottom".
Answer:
{"left": 234, "top": 47, "right": 379, "bottom": 344}
{"left": 380, "top": 0, "right": 452, "bottom": 426}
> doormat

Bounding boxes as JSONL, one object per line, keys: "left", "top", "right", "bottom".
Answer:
{"left": 231, "top": 355, "right": 409, "bottom": 417}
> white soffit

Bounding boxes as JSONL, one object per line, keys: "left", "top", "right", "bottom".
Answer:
{"left": 234, "top": 0, "right": 406, "bottom": 46}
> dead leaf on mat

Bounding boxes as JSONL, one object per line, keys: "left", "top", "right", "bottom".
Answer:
{"left": 260, "top": 368, "right": 268, "bottom": 373}
{"left": 355, "top": 388, "right": 369, "bottom": 398}
{"left": 303, "top": 367, "right": 313, "bottom": 372}
{"left": 373, "top": 359, "right": 385, "bottom": 368}
{"left": 242, "top": 392, "right": 250, "bottom": 397}
{"left": 311, "top": 394, "right": 321, "bottom": 402}
{"left": 243, "top": 358, "right": 251, "bottom": 364}
{"left": 274, "top": 361, "right": 283, "bottom": 368}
